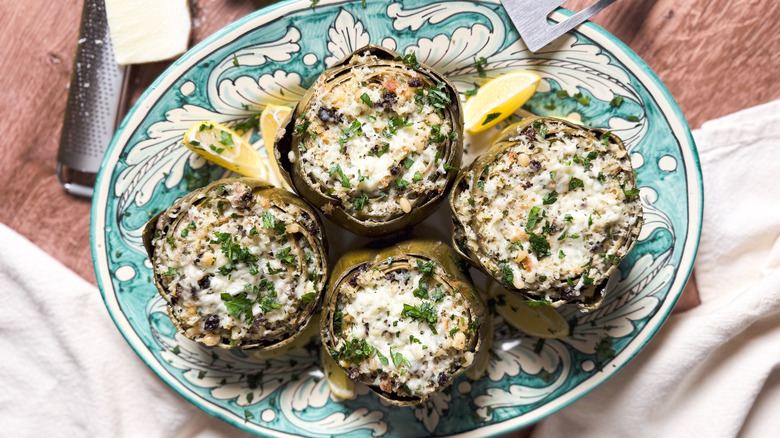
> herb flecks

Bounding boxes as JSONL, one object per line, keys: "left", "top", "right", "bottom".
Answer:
{"left": 402, "top": 302, "right": 438, "bottom": 334}
{"left": 483, "top": 112, "right": 501, "bottom": 126}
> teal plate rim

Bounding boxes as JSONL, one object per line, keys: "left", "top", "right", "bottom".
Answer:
{"left": 91, "top": 1, "right": 703, "bottom": 436}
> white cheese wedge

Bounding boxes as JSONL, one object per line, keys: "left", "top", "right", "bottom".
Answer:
{"left": 105, "top": 0, "right": 191, "bottom": 65}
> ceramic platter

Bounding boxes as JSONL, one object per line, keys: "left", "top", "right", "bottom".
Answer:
{"left": 91, "top": 0, "right": 702, "bottom": 436}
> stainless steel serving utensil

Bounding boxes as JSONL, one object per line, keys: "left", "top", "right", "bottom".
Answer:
{"left": 501, "top": 0, "right": 617, "bottom": 52}
{"left": 57, "top": 0, "right": 128, "bottom": 198}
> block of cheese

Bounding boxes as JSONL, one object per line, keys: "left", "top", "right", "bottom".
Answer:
{"left": 105, "top": 0, "right": 191, "bottom": 65}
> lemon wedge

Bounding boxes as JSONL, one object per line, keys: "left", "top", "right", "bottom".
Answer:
{"left": 464, "top": 71, "right": 541, "bottom": 134}
{"left": 183, "top": 121, "right": 268, "bottom": 180}
{"left": 489, "top": 281, "right": 570, "bottom": 339}
{"left": 466, "top": 314, "right": 493, "bottom": 380}
{"left": 320, "top": 346, "right": 356, "bottom": 400}
{"left": 259, "top": 105, "right": 293, "bottom": 186}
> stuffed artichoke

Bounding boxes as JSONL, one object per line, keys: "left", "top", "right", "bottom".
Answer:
{"left": 143, "top": 178, "right": 328, "bottom": 350}
{"left": 320, "top": 240, "right": 486, "bottom": 405}
{"left": 275, "top": 45, "right": 463, "bottom": 236}
{"left": 450, "top": 117, "right": 643, "bottom": 309}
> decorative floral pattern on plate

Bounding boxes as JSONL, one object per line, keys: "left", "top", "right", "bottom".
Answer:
{"left": 92, "top": 1, "right": 702, "bottom": 436}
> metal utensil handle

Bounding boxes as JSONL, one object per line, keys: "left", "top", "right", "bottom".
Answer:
{"left": 501, "top": 0, "right": 617, "bottom": 52}
{"left": 57, "top": 0, "right": 127, "bottom": 197}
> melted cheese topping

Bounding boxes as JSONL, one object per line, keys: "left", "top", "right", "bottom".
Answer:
{"left": 294, "top": 56, "right": 455, "bottom": 221}
{"left": 152, "top": 181, "right": 322, "bottom": 347}
{"left": 454, "top": 122, "right": 640, "bottom": 301}
{"left": 331, "top": 262, "right": 476, "bottom": 399}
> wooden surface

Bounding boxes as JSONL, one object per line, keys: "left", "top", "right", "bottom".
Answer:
{"left": 0, "top": 0, "right": 774, "bottom": 434}
{"left": 2, "top": 0, "right": 778, "bottom": 286}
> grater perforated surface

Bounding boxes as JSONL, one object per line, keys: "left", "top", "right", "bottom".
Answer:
{"left": 57, "top": 0, "right": 126, "bottom": 173}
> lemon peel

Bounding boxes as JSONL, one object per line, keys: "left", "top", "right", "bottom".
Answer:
{"left": 464, "top": 71, "right": 541, "bottom": 133}
{"left": 183, "top": 121, "right": 269, "bottom": 180}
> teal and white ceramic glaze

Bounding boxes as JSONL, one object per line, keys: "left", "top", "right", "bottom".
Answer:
{"left": 91, "top": 0, "right": 702, "bottom": 436}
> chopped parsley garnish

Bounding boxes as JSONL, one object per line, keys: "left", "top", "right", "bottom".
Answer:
{"left": 558, "top": 250, "right": 566, "bottom": 259}
{"left": 261, "top": 211, "right": 286, "bottom": 235}
{"left": 404, "top": 157, "right": 414, "bottom": 169}
{"left": 443, "top": 163, "right": 461, "bottom": 171}
{"left": 542, "top": 190, "right": 558, "bottom": 205}
{"left": 528, "top": 232, "right": 551, "bottom": 258}
{"left": 413, "top": 171, "right": 423, "bottom": 182}
{"left": 396, "top": 178, "right": 410, "bottom": 189}
{"left": 391, "top": 347, "right": 412, "bottom": 369}
{"left": 333, "top": 337, "right": 374, "bottom": 365}
{"left": 497, "top": 260, "right": 514, "bottom": 287}
{"left": 601, "top": 131, "right": 612, "bottom": 146}
{"left": 369, "top": 142, "right": 390, "bottom": 158}
{"left": 588, "top": 215, "right": 593, "bottom": 228}
{"left": 295, "top": 114, "right": 311, "bottom": 144}
{"left": 476, "top": 179, "right": 486, "bottom": 191}
{"left": 249, "top": 226, "right": 259, "bottom": 236}
{"left": 623, "top": 186, "right": 640, "bottom": 197}
{"left": 426, "top": 82, "right": 452, "bottom": 114}
{"left": 276, "top": 247, "right": 296, "bottom": 265}
{"left": 339, "top": 120, "right": 363, "bottom": 152}
{"left": 597, "top": 172, "right": 607, "bottom": 182}
{"left": 374, "top": 349, "right": 389, "bottom": 366}
{"left": 333, "top": 310, "right": 343, "bottom": 336}
{"left": 402, "top": 302, "right": 438, "bottom": 334}
{"left": 181, "top": 221, "right": 196, "bottom": 238}
{"left": 556, "top": 90, "right": 569, "bottom": 98}
{"left": 532, "top": 120, "right": 548, "bottom": 137}
{"left": 258, "top": 295, "right": 282, "bottom": 314}
{"left": 396, "top": 52, "right": 420, "bottom": 69}
{"left": 431, "top": 288, "right": 444, "bottom": 302}
{"left": 360, "top": 92, "right": 374, "bottom": 108}
{"left": 219, "top": 131, "right": 234, "bottom": 147}
{"left": 221, "top": 292, "right": 254, "bottom": 321}
{"left": 610, "top": 96, "right": 624, "bottom": 108}
{"left": 357, "top": 170, "right": 368, "bottom": 182}
{"left": 209, "top": 144, "right": 225, "bottom": 154}
{"left": 602, "top": 253, "right": 622, "bottom": 264}
{"left": 572, "top": 92, "right": 591, "bottom": 106}
{"left": 417, "top": 260, "right": 435, "bottom": 277}
{"left": 450, "top": 327, "right": 460, "bottom": 336}
{"left": 465, "top": 86, "right": 479, "bottom": 97}
{"left": 211, "top": 232, "right": 258, "bottom": 276}
{"left": 385, "top": 116, "right": 412, "bottom": 136}
{"left": 569, "top": 177, "right": 585, "bottom": 191}
{"left": 473, "top": 56, "right": 488, "bottom": 77}
{"left": 564, "top": 214, "right": 573, "bottom": 223}
{"left": 328, "top": 164, "right": 351, "bottom": 188}
{"left": 429, "top": 124, "right": 447, "bottom": 143}
{"left": 413, "top": 279, "right": 429, "bottom": 299}
{"left": 162, "top": 267, "right": 179, "bottom": 276}
{"left": 352, "top": 191, "right": 369, "bottom": 211}
{"left": 482, "top": 112, "right": 501, "bottom": 126}
{"left": 525, "top": 206, "right": 544, "bottom": 232}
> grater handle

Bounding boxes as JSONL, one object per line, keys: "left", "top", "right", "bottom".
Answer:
{"left": 57, "top": 0, "right": 128, "bottom": 197}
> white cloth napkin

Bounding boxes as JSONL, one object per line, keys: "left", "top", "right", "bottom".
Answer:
{"left": 3, "top": 101, "right": 780, "bottom": 437}
{"left": 0, "top": 223, "right": 253, "bottom": 437}
{"left": 532, "top": 99, "right": 780, "bottom": 438}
